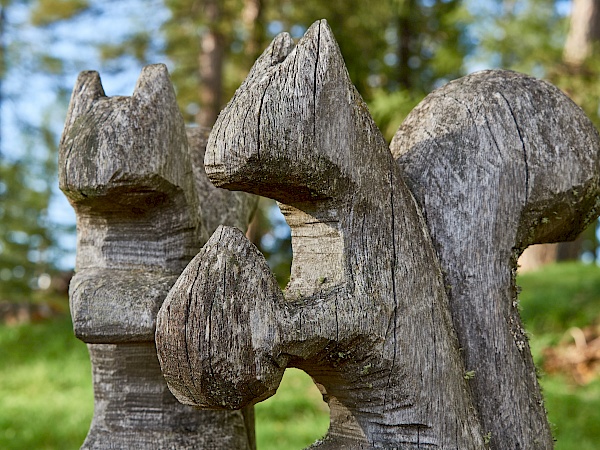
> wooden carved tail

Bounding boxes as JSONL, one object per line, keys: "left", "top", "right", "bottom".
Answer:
{"left": 392, "top": 70, "right": 600, "bottom": 449}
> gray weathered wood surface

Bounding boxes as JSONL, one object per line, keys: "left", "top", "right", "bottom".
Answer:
{"left": 157, "top": 20, "right": 600, "bottom": 449}
{"left": 157, "top": 20, "right": 486, "bottom": 448}
{"left": 59, "top": 64, "right": 256, "bottom": 449}
{"left": 391, "top": 70, "right": 600, "bottom": 449}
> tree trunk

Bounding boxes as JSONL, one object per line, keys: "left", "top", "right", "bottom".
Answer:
{"left": 197, "top": 0, "right": 225, "bottom": 127}
{"left": 564, "top": 0, "right": 600, "bottom": 67}
{"left": 396, "top": 0, "right": 416, "bottom": 90}
{"left": 242, "top": 0, "right": 264, "bottom": 64}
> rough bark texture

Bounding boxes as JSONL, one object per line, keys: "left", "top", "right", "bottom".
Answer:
{"left": 59, "top": 64, "right": 256, "bottom": 449}
{"left": 82, "top": 343, "right": 252, "bottom": 449}
{"left": 157, "top": 20, "right": 485, "bottom": 448}
{"left": 391, "top": 70, "right": 600, "bottom": 449}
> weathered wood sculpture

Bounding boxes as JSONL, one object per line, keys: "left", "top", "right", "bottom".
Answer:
{"left": 392, "top": 71, "right": 600, "bottom": 449}
{"left": 156, "top": 20, "right": 600, "bottom": 449}
{"left": 59, "top": 64, "right": 256, "bottom": 448}
{"left": 157, "top": 21, "right": 485, "bottom": 448}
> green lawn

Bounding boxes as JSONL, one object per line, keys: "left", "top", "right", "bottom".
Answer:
{"left": 0, "top": 318, "right": 93, "bottom": 449}
{"left": 518, "top": 262, "right": 600, "bottom": 449}
{"left": 1, "top": 261, "right": 599, "bottom": 449}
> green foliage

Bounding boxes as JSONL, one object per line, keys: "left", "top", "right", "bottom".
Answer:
{"left": 0, "top": 158, "right": 56, "bottom": 302}
{"left": 0, "top": 0, "right": 83, "bottom": 302}
{"left": 30, "top": 0, "right": 89, "bottom": 26}
{"left": 98, "top": 32, "right": 152, "bottom": 65}
{"left": 368, "top": 88, "right": 422, "bottom": 141}
{"left": 160, "top": 0, "right": 472, "bottom": 132}
{"left": 471, "top": 0, "right": 566, "bottom": 75}
{"left": 267, "top": 0, "right": 472, "bottom": 140}
{"left": 549, "top": 53, "right": 600, "bottom": 132}
{"left": 470, "top": 0, "right": 600, "bottom": 132}
{"left": 249, "top": 199, "right": 292, "bottom": 288}
{"left": 518, "top": 262, "right": 600, "bottom": 449}
{"left": 541, "top": 375, "right": 600, "bottom": 449}
{"left": 162, "top": 0, "right": 264, "bottom": 123}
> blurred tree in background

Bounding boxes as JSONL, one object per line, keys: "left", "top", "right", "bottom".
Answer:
{"left": 1, "top": 0, "right": 599, "bottom": 303}
{"left": 0, "top": 0, "right": 165, "bottom": 305}
{"left": 0, "top": 0, "right": 78, "bottom": 303}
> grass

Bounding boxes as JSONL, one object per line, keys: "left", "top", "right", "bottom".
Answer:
{"left": 1, "top": 261, "right": 599, "bottom": 449}
{"left": 0, "top": 317, "right": 329, "bottom": 450}
{"left": 519, "top": 262, "right": 600, "bottom": 335}
{"left": 0, "top": 317, "right": 93, "bottom": 449}
{"left": 518, "top": 262, "right": 600, "bottom": 449}
{"left": 255, "top": 369, "right": 329, "bottom": 449}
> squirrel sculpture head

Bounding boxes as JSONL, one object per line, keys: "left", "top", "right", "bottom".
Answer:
{"left": 205, "top": 20, "right": 389, "bottom": 204}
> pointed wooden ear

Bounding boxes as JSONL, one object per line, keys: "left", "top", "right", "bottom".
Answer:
{"left": 132, "top": 64, "right": 178, "bottom": 107}
{"left": 63, "top": 71, "right": 105, "bottom": 130}
{"left": 59, "top": 63, "right": 191, "bottom": 200}
{"left": 58, "top": 63, "right": 200, "bottom": 278}
{"left": 205, "top": 19, "right": 388, "bottom": 204}
{"left": 242, "top": 31, "right": 294, "bottom": 86}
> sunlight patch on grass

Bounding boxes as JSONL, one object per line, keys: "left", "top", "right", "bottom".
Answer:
{"left": 255, "top": 368, "right": 329, "bottom": 449}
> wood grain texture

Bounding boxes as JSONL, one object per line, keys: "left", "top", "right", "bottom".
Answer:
{"left": 391, "top": 70, "right": 600, "bottom": 449}
{"left": 59, "top": 63, "right": 202, "bottom": 340}
{"left": 158, "top": 20, "right": 485, "bottom": 448}
{"left": 59, "top": 65, "right": 256, "bottom": 449}
{"left": 81, "top": 343, "right": 252, "bottom": 449}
